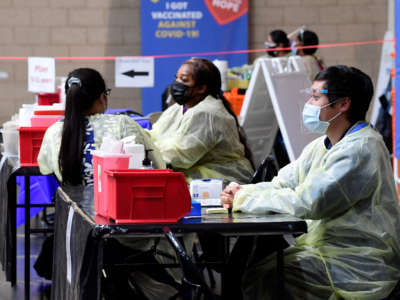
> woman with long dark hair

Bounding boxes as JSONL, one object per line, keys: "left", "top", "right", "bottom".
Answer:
{"left": 38, "top": 68, "right": 164, "bottom": 185}
{"left": 149, "top": 57, "right": 254, "bottom": 184}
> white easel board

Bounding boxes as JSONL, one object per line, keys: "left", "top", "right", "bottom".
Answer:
{"left": 239, "top": 56, "right": 321, "bottom": 167}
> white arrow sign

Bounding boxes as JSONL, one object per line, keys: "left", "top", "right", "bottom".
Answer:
{"left": 115, "top": 57, "right": 154, "bottom": 88}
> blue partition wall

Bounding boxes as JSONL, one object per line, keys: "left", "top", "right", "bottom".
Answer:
{"left": 140, "top": 0, "right": 249, "bottom": 114}
{"left": 395, "top": 0, "right": 400, "bottom": 157}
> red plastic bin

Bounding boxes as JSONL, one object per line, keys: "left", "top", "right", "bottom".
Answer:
{"left": 34, "top": 110, "right": 64, "bottom": 116}
{"left": 19, "top": 127, "right": 47, "bottom": 166}
{"left": 37, "top": 92, "right": 60, "bottom": 105}
{"left": 92, "top": 152, "right": 131, "bottom": 218}
{"left": 101, "top": 169, "right": 191, "bottom": 224}
{"left": 30, "top": 116, "right": 62, "bottom": 127}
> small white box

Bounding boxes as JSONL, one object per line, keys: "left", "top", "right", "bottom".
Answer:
{"left": 190, "top": 178, "right": 223, "bottom": 206}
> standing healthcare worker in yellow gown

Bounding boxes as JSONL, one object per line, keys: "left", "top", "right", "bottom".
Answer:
{"left": 221, "top": 65, "right": 400, "bottom": 299}
{"left": 149, "top": 57, "right": 254, "bottom": 184}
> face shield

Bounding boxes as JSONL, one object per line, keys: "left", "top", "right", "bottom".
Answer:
{"left": 264, "top": 41, "right": 277, "bottom": 48}
{"left": 300, "top": 88, "right": 344, "bottom": 134}
{"left": 299, "top": 87, "right": 328, "bottom": 134}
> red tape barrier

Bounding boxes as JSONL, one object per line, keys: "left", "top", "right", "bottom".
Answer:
{"left": 0, "top": 39, "right": 394, "bottom": 61}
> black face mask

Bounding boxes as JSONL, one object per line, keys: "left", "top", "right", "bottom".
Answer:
{"left": 170, "top": 80, "right": 191, "bottom": 105}
{"left": 267, "top": 47, "right": 277, "bottom": 57}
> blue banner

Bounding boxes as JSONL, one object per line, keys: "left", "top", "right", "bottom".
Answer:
{"left": 396, "top": 0, "right": 400, "bottom": 157}
{"left": 140, "top": 0, "right": 248, "bottom": 114}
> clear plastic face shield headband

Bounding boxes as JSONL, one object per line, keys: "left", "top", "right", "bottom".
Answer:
{"left": 264, "top": 41, "right": 277, "bottom": 48}
{"left": 300, "top": 88, "right": 342, "bottom": 134}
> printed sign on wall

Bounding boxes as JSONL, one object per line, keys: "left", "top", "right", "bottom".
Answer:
{"left": 141, "top": 0, "right": 248, "bottom": 114}
{"left": 28, "top": 57, "right": 56, "bottom": 93}
{"left": 115, "top": 57, "right": 155, "bottom": 88}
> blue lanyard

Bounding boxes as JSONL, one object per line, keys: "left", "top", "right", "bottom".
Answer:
{"left": 346, "top": 122, "right": 369, "bottom": 135}
{"left": 325, "top": 122, "right": 369, "bottom": 149}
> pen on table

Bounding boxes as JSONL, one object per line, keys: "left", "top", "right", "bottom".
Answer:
{"left": 226, "top": 181, "right": 239, "bottom": 217}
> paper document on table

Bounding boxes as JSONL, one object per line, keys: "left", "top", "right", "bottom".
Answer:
{"left": 206, "top": 207, "right": 229, "bottom": 214}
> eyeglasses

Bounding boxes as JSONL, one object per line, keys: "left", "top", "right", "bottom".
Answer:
{"left": 104, "top": 88, "right": 112, "bottom": 96}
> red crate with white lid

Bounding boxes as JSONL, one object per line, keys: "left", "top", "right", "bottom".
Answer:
{"left": 92, "top": 151, "right": 191, "bottom": 224}
{"left": 103, "top": 169, "right": 191, "bottom": 224}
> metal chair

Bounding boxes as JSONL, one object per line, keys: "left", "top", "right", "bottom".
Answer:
{"left": 249, "top": 155, "right": 278, "bottom": 184}
{"left": 221, "top": 155, "right": 280, "bottom": 299}
{"left": 163, "top": 226, "right": 217, "bottom": 300}
{"left": 146, "top": 111, "right": 163, "bottom": 125}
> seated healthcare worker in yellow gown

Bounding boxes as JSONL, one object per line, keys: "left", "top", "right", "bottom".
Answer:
{"left": 38, "top": 67, "right": 165, "bottom": 185}
{"left": 38, "top": 68, "right": 197, "bottom": 300}
{"left": 149, "top": 57, "right": 254, "bottom": 185}
{"left": 221, "top": 65, "right": 400, "bottom": 299}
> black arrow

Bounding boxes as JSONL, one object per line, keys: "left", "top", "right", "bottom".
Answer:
{"left": 122, "top": 69, "right": 149, "bottom": 78}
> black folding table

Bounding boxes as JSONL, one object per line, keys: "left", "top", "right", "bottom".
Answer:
{"left": 51, "top": 186, "right": 307, "bottom": 300}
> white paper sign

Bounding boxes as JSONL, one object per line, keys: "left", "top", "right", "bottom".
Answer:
{"left": 66, "top": 206, "right": 74, "bottom": 284}
{"left": 115, "top": 57, "right": 154, "bottom": 88}
{"left": 28, "top": 57, "right": 56, "bottom": 93}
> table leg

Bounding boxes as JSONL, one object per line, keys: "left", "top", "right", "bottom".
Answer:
{"left": 24, "top": 175, "right": 30, "bottom": 300}
{"left": 8, "top": 174, "right": 17, "bottom": 286}
{"left": 221, "top": 236, "right": 229, "bottom": 295}
{"left": 98, "top": 239, "right": 104, "bottom": 300}
{"left": 277, "top": 246, "right": 285, "bottom": 299}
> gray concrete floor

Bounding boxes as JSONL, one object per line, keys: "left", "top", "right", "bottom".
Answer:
{"left": 0, "top": 215, "right": 52, "bottom": 300}
{"left": 0, "top": 212, "right": 223, "bottom": 300}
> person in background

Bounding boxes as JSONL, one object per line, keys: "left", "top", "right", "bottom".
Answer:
{"left": 38, "top": 68, "right": 164, "bottom": 186}
{"left": 161, "top": 84, "right": 175, "bottom": 111}
{"left": 221, "top": 65, "right": 400, "bottom": 299}
{"left": 244, "top": 29, "right": 292, "bottom": 77}
{"left": 257, "top": 29, "right": 292, "bottom": 61}
{"left": 149, "top": 57, "right": 254, "bottom": 185}
{"left": 228, "top": 29, "right": 292, "bottom": 81}
{"left": 292, "top": 29, "right": 325, "bottom": 81}
{"left": 265, "top": 29, "right": 291, "bottom": 57}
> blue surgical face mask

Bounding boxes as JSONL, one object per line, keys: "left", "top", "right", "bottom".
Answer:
{"left": 302, "top": 102, "right": 342, "bottom": 134}
{"left": 291, "top": 41, "right": 297, "bottom": 55}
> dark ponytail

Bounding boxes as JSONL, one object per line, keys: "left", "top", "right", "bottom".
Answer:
{"left": 219, "top": 94, "right": 255, "bottom": 169}
{"left": 59, "top": 68, "right": 105, "bottom": 185}
{"left": 183, "top": 58, "right": 255, "bottom": 169}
